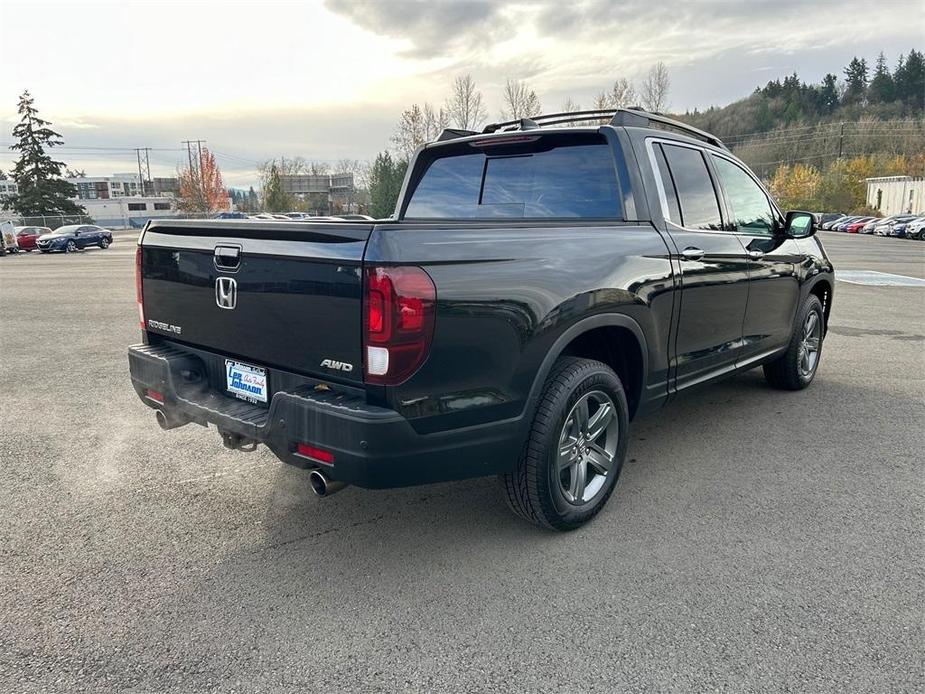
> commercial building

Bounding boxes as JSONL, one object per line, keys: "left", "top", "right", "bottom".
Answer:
{"left": 866, "top": 176, "right": 925, "bottom": 216}
{"left": 0, "top": 180, "right": 18, "bottom": 198}
{"left": 79, "top": 196, "right": 177, "bottom": 227}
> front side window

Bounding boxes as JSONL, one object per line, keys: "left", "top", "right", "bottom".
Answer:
{"left": 661, "top": 144, "right": 723, "bottom": 231}
{"left": 405, "top": 138, "right": 622, "bottom": 219}
{"left": 711, "top": 155, "right": 776, "bottom": 236}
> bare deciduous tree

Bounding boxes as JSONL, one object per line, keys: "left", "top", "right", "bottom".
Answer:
{"left": 446, "top": 73, "right": 488, "bottom": 130}
{"left": 423, "top": 103, "right": 450, "bottom": 140}
{"left": 391, "top": 104, "right": 427, "bottom": 162}
{"left": 561, "top": 97, "right": 581, "bottom": 126}
{"left": 391, "top": 102, "right": 450, "bottom": 163}
{"left": 641, "top": 62, "right": 671, "bottom": 112}
{"left": 610, "top": 78, "right": 637, "bottom": 108}
{"left": 501, "top": 78, "right": 542, "bottom": 120}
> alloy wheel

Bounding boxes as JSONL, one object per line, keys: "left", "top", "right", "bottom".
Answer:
{"left": 798, "top": 311, "right": 822, "bottom": 378}
{"left": 556, "top": 390, "right": 618, "bottom": 505}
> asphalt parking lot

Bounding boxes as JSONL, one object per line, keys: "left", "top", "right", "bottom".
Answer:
{"left": 1, "top": 230, "right": 922, "bottom": 692}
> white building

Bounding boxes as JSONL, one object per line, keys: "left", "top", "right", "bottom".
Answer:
{"left": 0, "top": 180, "right": 17, "bottom": 198}
{"left": 79, "top": 196, "right": 177, "bottom": 228}
{"left": 866, "top": 176, "right": 925, "bottom": 216}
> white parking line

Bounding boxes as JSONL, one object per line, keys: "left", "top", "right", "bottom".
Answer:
{"left": 836, "top": 270, "right": 925, "bottom": 287}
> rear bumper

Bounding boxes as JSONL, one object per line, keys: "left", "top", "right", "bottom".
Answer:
{"left": 128, "top": 343, "right": 520, "bottom": 488}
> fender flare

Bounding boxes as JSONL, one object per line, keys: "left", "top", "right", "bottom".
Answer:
{"left": 523, "top": 313, "right": 649, "bottom": 425}
{"left": 801, "top": 272, "right": 835, "bottom": 331}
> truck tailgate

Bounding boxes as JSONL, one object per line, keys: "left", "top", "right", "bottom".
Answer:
{"left": 140, "top": 220, "right": 372, "bottom": 385}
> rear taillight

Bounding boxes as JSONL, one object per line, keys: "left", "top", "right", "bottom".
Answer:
{"left": 135, "top": 246, "right": 144, "bottom": 329}
{"left": 363, "top": 266, "right": 436, "bottom": 385}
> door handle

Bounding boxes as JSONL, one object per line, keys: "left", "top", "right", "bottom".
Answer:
{"left": 746, "top": 250, "right": 765, "bottom": 260}
{"left": 680, "top": 247, "right": 705, "bottom": 261}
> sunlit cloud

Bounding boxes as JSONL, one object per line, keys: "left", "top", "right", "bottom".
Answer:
{"left": 0, "top": 0, "right": 920, "bottom": 186}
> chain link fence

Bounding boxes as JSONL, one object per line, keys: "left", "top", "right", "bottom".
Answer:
{"left": 0, "top": 214, "right": 96, "bottom": 230}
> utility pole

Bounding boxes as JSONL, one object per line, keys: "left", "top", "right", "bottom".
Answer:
{"left": 181, "top": 140, "right": 207, "bottom": 214}
{"left": 134, "top": 147, "right": 151, "bottom": 195}
{"left": 836, "top": 122, "right": 846, "bottom": 160}
{"left": 181, "top": 140, "right": 206, "bottom": 180}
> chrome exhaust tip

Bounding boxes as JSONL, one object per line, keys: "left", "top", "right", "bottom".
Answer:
{"left": 155, "top": 409, "right": 187, "bottom": 430}
{"left": 309, "top": 469, "right": 347, "bottom": 497}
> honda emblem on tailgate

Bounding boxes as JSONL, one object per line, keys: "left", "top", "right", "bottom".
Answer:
{"left": 215, "top": 277, "right": 237, "bottom": 309}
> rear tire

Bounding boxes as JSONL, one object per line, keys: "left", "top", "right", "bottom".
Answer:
{"left": 764, "top": 294, "right": 825, "bottom": 390}
{"left": 501, "top": 357, "right": 629, "bottom": 531}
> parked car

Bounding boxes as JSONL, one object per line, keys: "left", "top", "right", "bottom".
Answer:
{"left": 35, "top": 224, "right": 113, "bottom": 253}
{"left": 858, "top": 218, "right": 882, "bottom": 234}
{"left": 820, "top": 215, "right": 847, "bottom": 230}
{"left": 815, "top": 212, "right": 845, "bottom": 227}
{"left": 831, "top": 216, "right": 863, "bottom": 231}
{"left": 845, "top": 217, "right": 876, "bottom": 233}
{"left": 212, "top": 211, "right": 248, "bottom": 220}
{"left": 872, "top": 214, "right": 913, "bottom": 236}
{"left": 337, "top": 214, "right": 375, "bottom": 221}
{"left": 891, "top": 215, "right": 925, "bottom": 238}
{"left": 904, "top": 217, "right": 925, "bottom": 240}
{"left": 13, "top": 226, "right": 51, "bottom": 251}
{"left": 128, "top": 108, "right": 833, "bottom": 530}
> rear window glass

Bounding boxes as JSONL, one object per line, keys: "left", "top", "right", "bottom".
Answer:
{"left": 404, "top": 140, "right": 622, "bottom": 219}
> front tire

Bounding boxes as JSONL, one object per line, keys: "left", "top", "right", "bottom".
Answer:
{"left": 99, "top": 237, "right": 110, "bottom": 249}
{"left": 65, "top": 240, "right": 77, "bottom": 253}
{"left": 764, "top": 294, "right": 825, "bottom": 390}
{"left": 501, "top": 357, "right": 629, "bottom": 531}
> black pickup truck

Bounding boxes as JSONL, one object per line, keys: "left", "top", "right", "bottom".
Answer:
{"left": 129, "top": 108, "right": 833, "bottom": 530}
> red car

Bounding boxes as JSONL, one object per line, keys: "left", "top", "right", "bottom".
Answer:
{"left": 14, "top": 226, "right": 51, "bottom": 251}
{"left": 845, "top": 217, "right": 875, "bottom": 233}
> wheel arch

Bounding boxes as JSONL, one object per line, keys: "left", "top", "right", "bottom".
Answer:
{"left": 526, "top": 314, "right": 648, "bottom": 423}
{"left": 807, "top": 276, "right": 833, "bottom": 333}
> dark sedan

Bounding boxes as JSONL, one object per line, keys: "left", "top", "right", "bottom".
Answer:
{"left": 36, "top": 224, "right": 113, "bottom": 253}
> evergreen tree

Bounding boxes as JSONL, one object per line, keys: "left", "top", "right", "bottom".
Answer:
{"left": 842, "top": 57, "right": 869, "bottom": 105}
{"left": 819, "top": 73, "right": 839, "bottom": 114}
{"left": 262, "top": 163, "right": 291, "bottom": 212}
{"left": 894, "top": 49, "right": 925, "bottom": 108}
{"left": 5, "top": 90, "right": 84, "bottom": 216}
{"left": 868, "top": 52, "right": 895, "bottom": 104}
{"left": 368, "top": 152, "right": 407, "bottom": 219}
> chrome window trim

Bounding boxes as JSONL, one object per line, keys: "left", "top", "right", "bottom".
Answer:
{"left": 646, "top": 137, "right": 784, "bottom": 238}
{"left": 645, "top": 137, "right": 728, "bottom": 235}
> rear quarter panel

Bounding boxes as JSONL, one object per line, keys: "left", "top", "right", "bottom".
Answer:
{"left": 366, "top": 221, "right": 675, "bottom": 434}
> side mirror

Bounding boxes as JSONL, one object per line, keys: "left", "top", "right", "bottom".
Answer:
{"left": 784, "top": 210, "right": 815, "bottom": 238}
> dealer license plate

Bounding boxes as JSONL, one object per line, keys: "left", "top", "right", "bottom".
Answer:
{"left": 225, "top": 360, "right": 268, "bottom": 404}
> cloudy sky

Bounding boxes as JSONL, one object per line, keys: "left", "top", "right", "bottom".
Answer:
{"left": 0, "top": 0, "right": 920, "bottom": 187}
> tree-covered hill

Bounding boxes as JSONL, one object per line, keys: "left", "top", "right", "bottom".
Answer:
{"left": 677, "top": 50, "right": 924, "bottom": 180}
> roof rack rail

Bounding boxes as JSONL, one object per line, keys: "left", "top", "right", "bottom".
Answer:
{"left": 479, "top": 107, "right": 728, "bottom": 150}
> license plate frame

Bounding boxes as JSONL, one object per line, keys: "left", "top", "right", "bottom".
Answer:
{"left": 224, "top": 359, "right": 268, "bottom": 404}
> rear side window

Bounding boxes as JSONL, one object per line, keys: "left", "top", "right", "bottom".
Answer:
{"left": 404, "top": 138, "right": 622, "bottom": 219}
{"left": 660, "top": 144, "right": 723, "bottom": 231}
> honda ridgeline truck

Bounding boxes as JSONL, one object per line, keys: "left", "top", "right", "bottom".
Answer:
{"left": 129, "top": 108, "right": 833, "bottom": 530}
